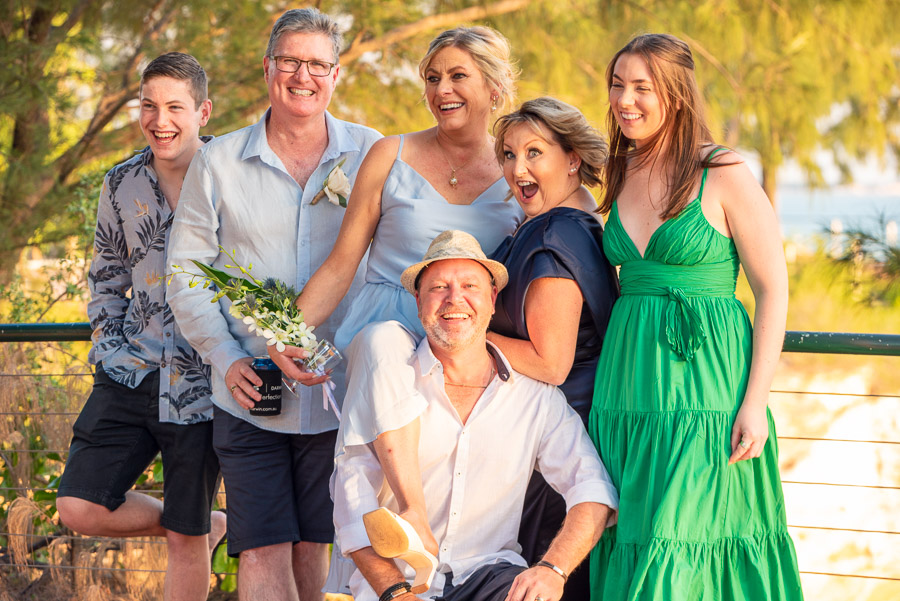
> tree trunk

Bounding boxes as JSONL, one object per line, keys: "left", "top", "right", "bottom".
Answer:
{"left": 761, "top": 163, "right": 779, "bottom": 215}
{"left": 0, "top": 0, "right": 538, "bottom": 280}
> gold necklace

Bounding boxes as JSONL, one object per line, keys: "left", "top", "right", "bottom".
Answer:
{"left": 435, "top": 134, "right": 488, "bottom": 188}
{"left": 444, "top": 364, "right": 495, "bottom": 389}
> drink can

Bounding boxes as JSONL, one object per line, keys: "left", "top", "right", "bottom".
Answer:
{"left": 249, "top": 356, "right": 282, "bottom": 416}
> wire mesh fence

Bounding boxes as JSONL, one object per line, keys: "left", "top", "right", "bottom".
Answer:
{"left": 1, "top": 330, "right": 898, "bottom": 599}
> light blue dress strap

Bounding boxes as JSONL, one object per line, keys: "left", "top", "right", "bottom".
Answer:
{"left": 396, "top": 133, "right": 405, "bottom": 158}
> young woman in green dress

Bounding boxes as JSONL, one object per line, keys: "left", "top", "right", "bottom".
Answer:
{"left": 588, "top": 33, "right": 804, "bottom": 600}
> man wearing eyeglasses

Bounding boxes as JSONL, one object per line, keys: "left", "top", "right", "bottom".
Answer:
{"left": 168, "top": 8, "right": 381, "bottom": 601}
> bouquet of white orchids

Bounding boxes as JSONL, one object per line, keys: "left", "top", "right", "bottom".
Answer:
{"left": 171, "top": 247, "right": 316, "bottom": 354}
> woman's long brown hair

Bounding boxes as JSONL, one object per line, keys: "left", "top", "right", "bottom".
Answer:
{"left": 599, "top": 34, "right": 730, "bottom": 219}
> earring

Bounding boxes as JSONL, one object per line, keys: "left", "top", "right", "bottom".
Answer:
{"left": 491, "top": 96, "right": 498, "bottom": 112}
{"left": 569, "top": 167, "right": 577, "bottom": 173}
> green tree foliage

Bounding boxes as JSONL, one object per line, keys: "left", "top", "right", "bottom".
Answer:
{"left": 0, "top": 0, "right": 534, "bottom": 279}
{"left": 489, "top": 0, "right": 900, "bottom": 207}
{"left": 1, "top": 0, "right": 898, "bottom": 280}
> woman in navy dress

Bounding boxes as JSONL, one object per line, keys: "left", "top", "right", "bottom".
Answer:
{"left": 487, "top": 97, "right": 619, "bottom": 600}
{"left": 344, "top": 98, "right": 618, "bottom": 600}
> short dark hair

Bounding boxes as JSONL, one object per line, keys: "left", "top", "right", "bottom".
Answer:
{"left": 140, "top": 52, "right": 208, "bottom": 108}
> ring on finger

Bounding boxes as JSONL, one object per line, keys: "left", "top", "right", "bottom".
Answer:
{"left": 230, "top": 384, "right": 238, "bottom": 394}
{"left": 739, "top": 439, "right": 750, "bottom": 448}
{"left": 534, "top": 597, "right": 544, "bottom": 601}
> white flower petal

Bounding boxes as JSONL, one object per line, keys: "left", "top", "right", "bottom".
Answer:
{"left": 324, "top": 187, "right": 339, "bottom": 206}
{"left": 329, "top": 168, "right": 351, "bottom": 196}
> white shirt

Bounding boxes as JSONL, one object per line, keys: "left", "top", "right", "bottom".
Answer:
{"left": 168, "top": 110, "right": 381, "bottom": 434}
{"left": 332, "top": 337, "right": 619, "bottom": 601}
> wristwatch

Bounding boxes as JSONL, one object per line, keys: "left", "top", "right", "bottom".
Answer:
{"left": 379, "top": 581, "right": 413, "bottom": 601}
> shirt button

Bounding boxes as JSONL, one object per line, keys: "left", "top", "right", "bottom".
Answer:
{"left": 165, "top": 332, "right": 171, "bottom": 337}
{"left": 456, "top": 472, "right": 462, "bottom": 477}
{"left": 161, "top": 362, "right": 167, "bottom": 368}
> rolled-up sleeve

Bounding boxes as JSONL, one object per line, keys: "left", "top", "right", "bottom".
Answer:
{"left": 536, "top": 390, "right": 619, "bottom": 523}
{"left": 332, "top": 441, "right": 385, "bottom": 555}
{"left": 167, "top": 150, "right": 248, "bottom": 376}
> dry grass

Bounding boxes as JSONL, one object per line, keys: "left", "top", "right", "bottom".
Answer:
{"left": 0, "top": 343, "right": 177, "bottom": 601}
{"left": 0, "top": 342, "right": 340, "bottom": 600}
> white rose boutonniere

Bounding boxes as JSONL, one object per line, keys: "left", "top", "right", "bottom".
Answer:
{"left": 311, "top": 158, "right": 351, "bottom": 207}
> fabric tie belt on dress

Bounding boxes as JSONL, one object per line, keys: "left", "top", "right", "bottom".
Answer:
{"left": 619, "top": 260, "right": 738, "bottom": 362}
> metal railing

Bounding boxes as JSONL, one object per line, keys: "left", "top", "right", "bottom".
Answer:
{"left": 3, "top": 323, "right": 898, "bottom": 354}
{"left": 1, "top": 324, "right": 898, "bottom": 597}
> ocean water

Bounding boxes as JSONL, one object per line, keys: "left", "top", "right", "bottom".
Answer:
{"left": 777, "top": 184, "right": 899, "bottom": 246}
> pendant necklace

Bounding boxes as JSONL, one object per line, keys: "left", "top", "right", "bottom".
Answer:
{"left": 435, "top": 134, "right": 488, "bottom": 188}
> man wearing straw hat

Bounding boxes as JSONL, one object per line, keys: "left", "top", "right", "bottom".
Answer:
{"left": 331, "top": 230, "right": 619, "bottom": 601}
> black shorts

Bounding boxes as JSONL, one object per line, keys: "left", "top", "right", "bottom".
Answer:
{"left": 57, "top": 363, "right": 220, "bottom": 536}
{"left": 212, "top": 406, "right": 337, "bottom": 557}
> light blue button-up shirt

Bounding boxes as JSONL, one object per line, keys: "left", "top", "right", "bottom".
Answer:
{"left": 168, "top": 111, "right": 382, "bottom": 434}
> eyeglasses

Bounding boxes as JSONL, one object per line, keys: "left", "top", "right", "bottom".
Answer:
{"left": 269, "top": 55, "right": 336, "bottom": 77}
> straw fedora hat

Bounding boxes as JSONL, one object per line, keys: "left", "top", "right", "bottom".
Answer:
{"left": 400, "top": 230, "right": 508, "bottom": 295}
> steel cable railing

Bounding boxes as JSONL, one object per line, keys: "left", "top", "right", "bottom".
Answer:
{"left": 1, "top": 327, "right": 898, "bottom": 594}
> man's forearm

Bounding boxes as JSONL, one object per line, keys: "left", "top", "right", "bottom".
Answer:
{"left": 540, "top": 502, "right": 610, "bottom": 575}
{"left": 349, "top": 547, "right": 416, "bottom": 599}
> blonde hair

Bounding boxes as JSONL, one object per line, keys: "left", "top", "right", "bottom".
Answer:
{"left": 494, "top": 97, "right": 608, "bottom": 188}
{"left": 418, "top": 26, "right": 517, "bottom": 112}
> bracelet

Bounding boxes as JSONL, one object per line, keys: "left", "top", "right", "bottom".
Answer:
{"left": 379, "top": 581, "right": 412, "bottom": 601}
{"left": 534, "top": 560, "right": 568, "bottom": 581}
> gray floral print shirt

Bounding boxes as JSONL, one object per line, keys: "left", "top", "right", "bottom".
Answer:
{"left": 87, "top": 141, "right": 213, "bottom": 424}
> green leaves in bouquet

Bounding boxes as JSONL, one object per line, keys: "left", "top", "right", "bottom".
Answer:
{"left": 189, "top": 259, "right": 261, "bottom": 303}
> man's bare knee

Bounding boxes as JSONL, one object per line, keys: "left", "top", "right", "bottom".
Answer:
{"left": 56, "top": 497, "right": 108, "bottom": 535}
{"left": 240, "top": 543, "right": 292, "bottom": 570}
{"left": 292, "top": 541, "right": 327, "bottom": 562}
{"left": 165, "top": 530, "right": 210, "bottom": 556}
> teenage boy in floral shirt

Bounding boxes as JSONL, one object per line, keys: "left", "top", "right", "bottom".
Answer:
{"left": 57, "top": 52, "right": 225, "bottom": 601}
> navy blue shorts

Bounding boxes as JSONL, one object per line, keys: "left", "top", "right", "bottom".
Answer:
{"left": 58, "top": 363, "right": 220, "bottom": 536}
{"left": 212, "top": 406, "right": 337, "bottom": 557}
{"left": 439, "top": 562, "right": 526, "bottom": 601}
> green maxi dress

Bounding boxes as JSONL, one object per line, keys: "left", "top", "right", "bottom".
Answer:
{"left": 588, "top": 165, "right": 804, "bottom": 600}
